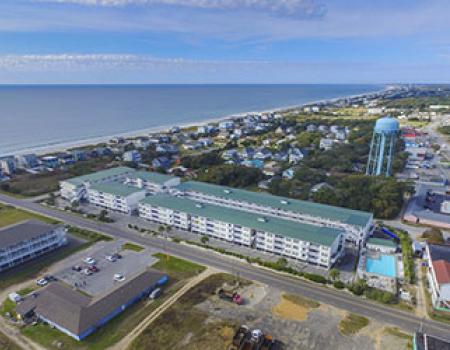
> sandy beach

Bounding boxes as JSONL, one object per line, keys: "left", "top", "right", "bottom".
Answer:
{"left": 10, "top": 88, "right": 385, "bottom": 157}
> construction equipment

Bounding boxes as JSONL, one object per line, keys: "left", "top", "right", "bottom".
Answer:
{"left": 232, "top": 326, "right": 276, "bottom": 350}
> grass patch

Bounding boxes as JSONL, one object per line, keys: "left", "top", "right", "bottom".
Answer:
{"left": 122, "top": 242, "right": 145, "bottom": 252}
{"left": 0, "top": 226, "right": 110, "bottom": 290}
{"left": 0, "top": 158, "right": 118, "bottom": 197}
{"left": 0, "top": 331, "right": 21, "bottom": 350}
{"left": 0, "top": 203, "right": 59, "bottom": 228}
{"left": 338, "top": 313, "right": 369, "bottom": 336}
{"left": 283, "top": 293, "right": 320, "bottom": 309}
{"left": 384, "top": 327, "right": 413, "bottom": 350}
{"left": 129, "top": 273, "right": 242, "bottom": 350}
{"left": 152, "top": 253, "right": 206, "bottom": 280}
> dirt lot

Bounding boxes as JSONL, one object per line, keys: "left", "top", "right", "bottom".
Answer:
{"left": 130, "top": 274, "right": 413, "bottom": 350}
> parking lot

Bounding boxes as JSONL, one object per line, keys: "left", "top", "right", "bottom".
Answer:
{"left": 53, "top": 240, "right": 158, "bottom": 297}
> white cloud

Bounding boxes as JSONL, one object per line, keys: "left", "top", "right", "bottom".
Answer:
{"left": 0, "top": 54, "right": 268, "bottom": 71}
{"left": 35, "top": 0, "right": 326, "bottom": 18}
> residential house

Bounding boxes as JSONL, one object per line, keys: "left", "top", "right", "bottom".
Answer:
{"left": 156, "top": 144, "right": 178, "bottom": 154}
{"left": 426, "top": 244, "right": 450, "bottom": 311}
{"left": 15, "top": 154, "right": 38, "bottom": 169}
{"left": 319, "top": 138, "right": 336, "bottom": 151}
{"left": 40, "top": 156, "right": 59, "bottom": 169}
{"left": 254, "top": 148, "right": 273, "bottom": 160}
{"left": 219, "top": 120, "right": 235, "bottom": 130}
{"left": 123, "top": 150, "right": 142, "bottom": 163}
{"left": 0, "top": 157, "right": 16, "bottom": 175}
{"left": 152, "top": 157, "right": 172, "bottom": 170}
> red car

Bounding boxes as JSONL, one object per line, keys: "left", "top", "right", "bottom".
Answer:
{"left": 88, "top": 265, "right": 99, "bottom": 273}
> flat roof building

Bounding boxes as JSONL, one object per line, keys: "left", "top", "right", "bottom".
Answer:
{"left": 0, "top": 220, "right": 67, "bottom": 272}
{"left": 60, "top": 167, "right": 135, "bottom": 202}
{"left": 16, "top": 269, "right": 168, "bottom": 341}
{"left": 88, "top": 183, "right": 146, "bottom": 214}
{"left": 174, "top": 181, "right": 373, "bottom": 245}
{"left": 139, "top": 194, "right": 344, "bottom": 269}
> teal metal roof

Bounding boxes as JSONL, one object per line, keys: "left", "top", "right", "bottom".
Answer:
{"left": 177, "top": 181, "right": 372, "bottom": 228}
{"left": 366, "top": 237, "right": 397, "bottom": 248}
{"left": 90, "top": 182, "right": 143, "bottom": 197}
{"left": 141, "top": 194, "right": 343, "bottom": 246}
{"left": 133, "top": 171, "right": 178, "bottom": 185}
{"left": 64, "top": 167, "right": 135, "bottom": 186}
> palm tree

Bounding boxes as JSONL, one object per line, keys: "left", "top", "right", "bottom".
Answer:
{"left": 329, "top": 268, "right": 340, "bottom": 281}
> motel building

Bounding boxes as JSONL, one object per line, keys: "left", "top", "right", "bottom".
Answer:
{"left": 87, "top": 182, "right": 146, "bottom": 214}
{"left": 0, "top": 220, "right": 67, "bottom": 272}
{"left": 60, "top": 166, "right": 135, "bottom": 203}
{"left": 139, "top": 194, "right": 345, "bottom": 269}
{"left": 172, "top": 181, "right": 373, "bottom": 246}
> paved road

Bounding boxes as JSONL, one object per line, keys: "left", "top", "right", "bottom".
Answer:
{"left": 1, "top": 194, "right": 450, "bottom": 340}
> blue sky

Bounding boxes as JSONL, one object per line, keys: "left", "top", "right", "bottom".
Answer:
{"left": 0, "top": 0, "right": 449, "bottom": 83}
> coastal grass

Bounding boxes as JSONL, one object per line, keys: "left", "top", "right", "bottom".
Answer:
{"left": 283, "top": 293, "right": 320, "bottom": 309}
{"left": 129, "top": 273, "right": 242, "bottom": 350}
{"left": 122, "top": 242, "right": 145, "bottom": 252}
{"left": 0, "top": 203, "right": 59, "bottom": 228}
{"left": 152, "top": 253, "right": 206, "bottom": 281}
{"left": 338, "top": 313, "right": 369, "bottom": 336}
{"left": 1, "top": 157, "right": 118, "bottom": 197}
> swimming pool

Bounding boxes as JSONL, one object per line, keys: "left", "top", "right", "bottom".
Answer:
{"left": 366, "top": 254, "right": 396, "bottom": 278}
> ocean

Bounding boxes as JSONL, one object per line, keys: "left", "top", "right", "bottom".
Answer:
{"left": 0, "top": 84, "right": 382, "bottom": 156}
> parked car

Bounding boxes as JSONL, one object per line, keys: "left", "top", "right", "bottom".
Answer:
{"left": 105, "top": 255, "right": 116, "bottom": 262}
{"left": 72, "top": 265, "right": 82, "bottom": 272}
{"left": 83, "top": 257, "right": 96, "bottom": 265}
{"left": 44, "top": 275, "right": 57, "bottom": 282}
{"left": 149, "top": 288, "right": 162, "bottom": 300}
{"left": 36, "top": 278, "right": 48, "bottom": 287}
{"left": 83, "top": 269, "right": 93, "bottom": 276}
{"left": 114, "top": 273, "right": 125, "bottom": 282}
{"left": 88, "top": 265, "right": 99, "bottom": 273}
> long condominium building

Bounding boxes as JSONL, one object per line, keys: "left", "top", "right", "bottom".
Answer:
{"left": 173, "top": 181, "right": 373, "bottom": 245}
{"left": 61, "top": 167, "right": 180, "bottom": 203}
{"left": 87, "top": 183, "right": 146, "bottom": 214}
{"left": 60, "top": 167, "right": 135, "bottom": 202}
{"left": 139, "top": 194, "right": 345, "bottom": 269}
{"left": 0, "top": 220, "right": 67, "bottom": 272}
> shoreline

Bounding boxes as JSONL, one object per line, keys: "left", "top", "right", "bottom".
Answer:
{"left": 7, "top": 87, "right": 385, "bottom": 157}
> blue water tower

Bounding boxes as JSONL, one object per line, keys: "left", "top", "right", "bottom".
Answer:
{"left": 366, "top": 116, "right": 400, "bottom": 176}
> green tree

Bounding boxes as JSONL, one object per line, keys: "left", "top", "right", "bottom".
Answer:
{"left": 329, "top": 268, "right": 340, "bottom": 281}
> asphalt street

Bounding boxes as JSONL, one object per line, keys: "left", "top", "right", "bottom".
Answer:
{"left": 1, "top": 193, "right": 450, "bottom": 340}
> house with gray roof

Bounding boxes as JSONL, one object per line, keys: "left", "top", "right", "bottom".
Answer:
{"left": 16, "top": 269, "right": 168, "bottom": 340}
